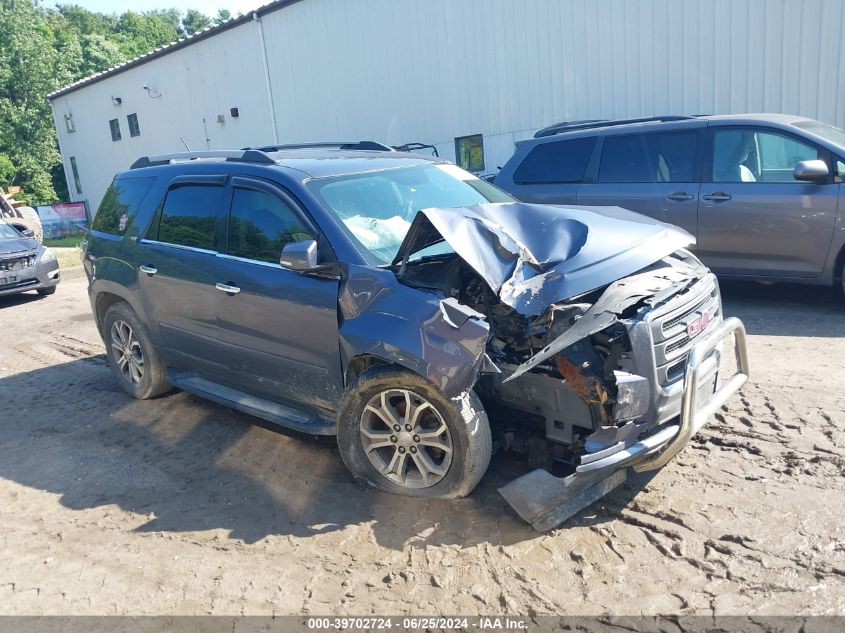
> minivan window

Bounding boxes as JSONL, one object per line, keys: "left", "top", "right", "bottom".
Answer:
{"left": 598, "top": 131, "right": 697, "bottom": 183}
{"left": 91, "top": 177, "right": 156, "bottom": 235}
{"left": 228, "top": 188, "right": 314, "bottom": 263}
{"left": 156, "top": 184, "right": 226, "bottom": 250}
{"left": 513, "top": 137, "right": 596, "bottom": 184}
{"left": 712, "top": 129, "right": 820, "bottom": 183}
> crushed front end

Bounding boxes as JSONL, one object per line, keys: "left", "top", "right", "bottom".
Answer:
{"left": 391, "top": 202, "right": 749, "bottom": 531}
{"left": 492, "top": 252, "right": 749, "bottom": 531}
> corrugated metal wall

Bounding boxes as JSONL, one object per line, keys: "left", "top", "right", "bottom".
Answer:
{"left": 51, "top": 0, "right": 845, "bottom": 212}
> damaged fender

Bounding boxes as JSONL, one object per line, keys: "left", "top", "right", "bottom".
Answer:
{"left": 338, "top": 264, "right": 490, "bottom": 398}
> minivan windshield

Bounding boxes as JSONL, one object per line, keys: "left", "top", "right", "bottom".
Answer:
{"left": 306, "top": 163, "right": 513, "bottom": 264}
{"left": 793, "top": 120, "right": 845, "bottom": 148}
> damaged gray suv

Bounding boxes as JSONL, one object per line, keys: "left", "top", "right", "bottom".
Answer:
{"left": 83, "top": 144, "right": 749, "bottom": 530}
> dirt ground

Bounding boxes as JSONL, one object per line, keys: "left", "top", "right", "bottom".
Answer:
{"left": 0, "top": 274, "right": 843, "bottom": 616}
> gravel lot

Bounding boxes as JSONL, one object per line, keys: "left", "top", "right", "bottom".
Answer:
{"left": 0, "top": 275, "right": 843, "bottom": 616}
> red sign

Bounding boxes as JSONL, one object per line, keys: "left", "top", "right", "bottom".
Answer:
{"left": 49, "top": 203, "right": 87, "bottom": 221}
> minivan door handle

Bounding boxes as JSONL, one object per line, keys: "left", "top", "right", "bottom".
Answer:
{"left": 702, "top": 191, "right": 732, "bottom": 202}
{"left": 138, "top": 265, "right": 157, "bottom": 276}
{"left": 667, "top": 191, "right": 695, "bottom": 202}
{"left": 215, "top": 282, "right": 241, "bottom": 295}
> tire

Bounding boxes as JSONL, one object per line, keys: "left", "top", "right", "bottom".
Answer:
{"left": 37, "top": 286, "right": 56, "bottom": 296}
{"left": 337, "top": 366, "right": 491, "bottom": 498}
{"left": 11, "top": 206, "right": 43, "bottom": 243}
{"left": 102, "top": 302, "right": 170, "bottom": 399}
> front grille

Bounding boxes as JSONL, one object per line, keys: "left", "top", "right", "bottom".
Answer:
{"left": 648, "top": 274, "right": 721, "bottom": 386}
{"left": 661, "top": 293, "right": 710, "bottom": 333}
{"left": 0, "top": 251, "right": 36, "bottom": 272}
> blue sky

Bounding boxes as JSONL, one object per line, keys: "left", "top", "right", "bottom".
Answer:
{"left": 48, "top": 0, "right": 267, "bottom": 16}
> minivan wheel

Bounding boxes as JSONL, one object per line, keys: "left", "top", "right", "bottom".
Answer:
{"left": 102, "top": 302, "right": 169, "bottom": 399}
{"left": 337, "top": 366, "right": 491, "bottom": 499}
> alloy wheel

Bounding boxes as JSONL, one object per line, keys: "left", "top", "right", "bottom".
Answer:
{"left": 359, "top": 388, "right": 453, "bottom": 488}
{"left": 110, "top": 319, "right": 144, "bottom": 384}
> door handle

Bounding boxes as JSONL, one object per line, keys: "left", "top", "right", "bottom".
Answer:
{"left": 667, "top": 191, "right": 695, "bottom": 201}
{"left": 215, "top": 282, "right": 241, "bottom": 295}
{"left": 139, "top": 265, "right": 157, "bottom": 276}
{"left": 702, "top": 192, "right": 732, "bottom": 202}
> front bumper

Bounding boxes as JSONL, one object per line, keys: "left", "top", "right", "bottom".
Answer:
{"left": 500, "top": 316, "right": 749, "bottom": 531}
{"left": 0, "top": 258, "right": 60, "bottom": 297}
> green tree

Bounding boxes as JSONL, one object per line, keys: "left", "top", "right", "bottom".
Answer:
{"left": 0, "top": 0, "right": 216, "bottom": 203}
{"left": 214, "top": 8, "right": 232, "bottom": 25}
{"left": 114, "top": 10, "right": 181, "bottom": 58}
{"left": 0, "top": 0, "right": 74, "bottom": 203}
{"left": 182, "top": 9, "right": 212, "bottom": 36}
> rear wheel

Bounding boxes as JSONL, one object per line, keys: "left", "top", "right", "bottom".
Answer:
{"left": 102, "top": 302, "right": 169, "bottom": 399}
{"left": 337, "top": 366, "right": 491, "bottom": 498}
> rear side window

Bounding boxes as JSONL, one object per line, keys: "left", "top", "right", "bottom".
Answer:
{"left": 599, "top": 131, "right": 698, "bottom": 183}
{"left": 227, "top": 188, "right": 314, "bottom": 263}
{"left": 513, "top": 137, "right": 596, "bottom": 184}
{"left": 91, "top": 177, "right": 156, "bottom": 235}
{"left": 155, "top": 185, "right": 226, "bottom": 250}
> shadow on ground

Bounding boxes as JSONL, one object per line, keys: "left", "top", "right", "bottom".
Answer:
{"left": 0, "top": 355, "right": 548, "bottom": 549}
{"left": 2, "top": 278, "right": 834, "bottom": 549}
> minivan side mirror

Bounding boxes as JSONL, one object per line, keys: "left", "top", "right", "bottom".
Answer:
{"left": 280, "top": 239, "right": 319, "bottom": 271}
{"left": 794, "top": 159, "right": 829, "bottom": 182}
{"left": 18, "top": 227, "right": 35, "bottom": 238}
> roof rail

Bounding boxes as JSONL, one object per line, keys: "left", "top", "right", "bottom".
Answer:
{"left": 392, "top": 142, "right": 440, "bottom": 157}
{"left": 246, "top": 141, "right": 394, "bottom": 152}
{"left": 130, "top": 149, "right": 276, "bottom": 169}
{"left": 533, "top": 116, "right": 696, "bottom": 138}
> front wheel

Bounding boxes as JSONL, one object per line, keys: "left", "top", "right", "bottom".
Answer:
{"left": 337, "top": 366, "right": 491, "bottom": 498}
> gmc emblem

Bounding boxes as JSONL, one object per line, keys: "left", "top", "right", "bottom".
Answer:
{"left": 686, "top": 308, "right": 715, "bottom": 339}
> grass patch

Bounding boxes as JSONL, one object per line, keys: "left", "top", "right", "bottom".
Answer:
{"left": 43, "top": 234, "right": 85, "bottom": 248}
{"left": 53, "top": 248, "right": 82, "bottom": 269}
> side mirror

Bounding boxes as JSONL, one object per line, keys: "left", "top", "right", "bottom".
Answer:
{"left": 280, "top": 239, "right": 319, "bottom": 271}
{"left": 19, "top": 228, "right": 35, "bottom": 238}
{"left": 794, "top": 159, "right": 829, "bottom": 182}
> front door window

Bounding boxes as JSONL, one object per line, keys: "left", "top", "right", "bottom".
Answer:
{"left": 711, "top": 129, "right": 821, "bottom": 183}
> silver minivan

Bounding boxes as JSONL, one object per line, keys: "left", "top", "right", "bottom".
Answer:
{"left": 495, "top": 114, "right": 845, "bottom": 292}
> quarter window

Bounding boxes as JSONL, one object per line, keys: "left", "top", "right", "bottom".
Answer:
{"left": 109, "top": 118, "right": 121, "bottom": 142}
{"left": 227, "top": 188, "right": 313, "bottom": 263}
{"left": 127, "top": 113, "right": 140, "bottom": 137}
{"left": 455, "top": 134, "right": 485, "bottom": 172}
{"left": 514, "top": 137, "right": 596, "bottom": 184}
{"left": 599, "top": 132, "right": 697, "bottom": 183}
{"left": 91, "top": 177, "right": 156, "bottom": 235}
{"left": 711, "top": 129, "right": 821, "bottom": 183}
{"left": 156, "top": 185, "right": 226, "bottom": 250}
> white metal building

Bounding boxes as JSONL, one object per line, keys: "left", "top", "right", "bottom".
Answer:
{"left": 48, "top": 0, "right": 845, "bottom": 214}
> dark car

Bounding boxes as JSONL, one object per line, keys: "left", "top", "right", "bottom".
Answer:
{"left": 82, "top": 145, "right": 748, "bottom": 530}
{"left": 495, "top": 114, "right": 845, "bottom": 292}
{"left": 0, "top": 219, "right": 60, "bottom": 297}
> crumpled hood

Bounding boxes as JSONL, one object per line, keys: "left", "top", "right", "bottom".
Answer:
{"left": 0, "top": 236, "right": 37, "bottom": 256}
{"left": 393, "top": 202, "right": 694, "bottom": 316}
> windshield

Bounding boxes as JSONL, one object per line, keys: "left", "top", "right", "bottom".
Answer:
{"left": 306, "top": 163, "right": 513, "bottom": 264}
{"left": 0, "top": 221, "right": 24, "bottom": 240}
{"left": 793, "top": 120, "right": 845, "bottom": 148}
